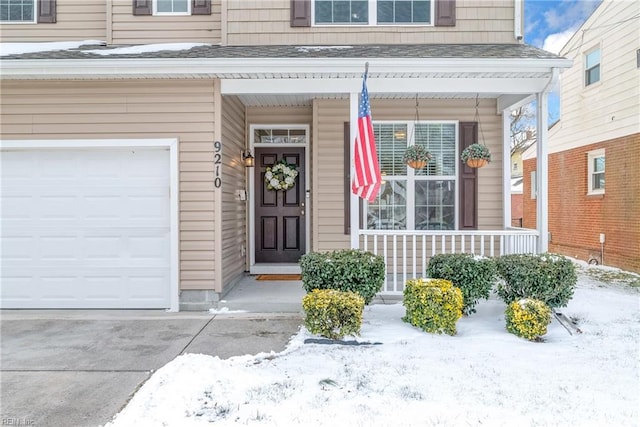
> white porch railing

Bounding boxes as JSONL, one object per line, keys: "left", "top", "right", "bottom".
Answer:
{"left": 358, "top": 228, "right": 539, "bottom": 295}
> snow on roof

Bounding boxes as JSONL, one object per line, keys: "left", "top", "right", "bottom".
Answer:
{"left": 82, "top": 43, "right": 211, "bottom": 56}
{"left": 0, "top": 40, "right": 105, "bottom": 57}
{"left": 295, "top": 46, "right": 354, "bottom": 53}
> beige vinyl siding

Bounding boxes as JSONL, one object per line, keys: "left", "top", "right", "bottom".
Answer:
{"left": 0, "top": 79, "right": 217, "bottom": 291}
{"left": 226, "top": 0, "right": 516, "bottom": 45}
{"left": 110, "top": 0, "right": 222, "bottom": 45}
{"left": 550, "top": 0, "right": 640, "bottom": 153}
{"left": 220, "top": 95, "right": 247, "bottom": 289}
{"left": 312, "top": 98, "right": 503, "bottom": 251}
{"left": 0, "top": 2, "right": 106, "bottom": 42}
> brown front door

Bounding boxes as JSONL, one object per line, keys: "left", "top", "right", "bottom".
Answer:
{"left": 255, "top": 147, "right": 306, "bottom": 263}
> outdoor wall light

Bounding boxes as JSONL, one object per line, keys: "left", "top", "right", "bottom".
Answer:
{"left": 242, "top": 150, "right": 255, "bottom": 168}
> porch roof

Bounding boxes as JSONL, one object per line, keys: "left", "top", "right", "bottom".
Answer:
{"left": 0, "top": 43, "right": 571, "bottom": 110}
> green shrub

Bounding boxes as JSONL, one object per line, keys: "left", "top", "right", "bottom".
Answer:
{"left": 300, "top": 249, "right": 385, "bottom": 305}
{"left": 495, "top": 253, "right": 577, "bottom": 308}
{"left": 505, "top": 298, "right": 552, "bottom": 341}
{"left": 402, "top": 278, "right": 463, "bottom": 336}
{"left": 302, "top": 289, "right": 365, "bottom": 340}
{"left": 427, "top": 253, "right": 496, "bottom": 315}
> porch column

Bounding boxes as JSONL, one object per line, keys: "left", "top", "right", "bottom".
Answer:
{"left": 349, "top": 91, "right": 359, "bottom": 249}
{"left": 536, "top": 91, "right": 549, "bottom": 253}
{"left": 502, "top": 110, "right": 512, "bottom": 229}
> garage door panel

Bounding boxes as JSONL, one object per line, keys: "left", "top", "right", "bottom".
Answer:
{"left": 1, "top": 147, "right": 172, "bottom": 309}
{"left": 2, "top": 268, "right": 170, "bottom": 308}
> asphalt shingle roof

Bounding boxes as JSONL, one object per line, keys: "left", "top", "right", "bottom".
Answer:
{"left": 2, "top": 43, "right": 563, "bottom": 60}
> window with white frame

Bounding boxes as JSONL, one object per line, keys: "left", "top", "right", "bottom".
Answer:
{"left": 0, "top": 0, "right": 35, "bottom": 22}
{"left": 314, "top": 0, "right": 432, "bottom": 25}
{"left": 367, "top": 122, "right": 457, "bottom": 230}
{"left": 155, "top": 0, "right": 189, "bottom": 15}
{"left": 585, "top": 48, "right": 601, "bottom": 86}
{"left": 587, "top": 149, "right": 605, "bottom": 194}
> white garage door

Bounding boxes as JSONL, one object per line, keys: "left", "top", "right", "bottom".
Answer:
{"left": 1, "top": 147, "right": 171, "bottom": 308}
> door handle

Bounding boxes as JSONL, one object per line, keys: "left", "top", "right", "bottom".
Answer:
{"left": 301, "top": 210, "right": 305, "bottom": 216}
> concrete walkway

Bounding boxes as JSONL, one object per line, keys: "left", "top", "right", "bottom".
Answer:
{"left": 1, "top": 276, "right": 305, "bottom": 427}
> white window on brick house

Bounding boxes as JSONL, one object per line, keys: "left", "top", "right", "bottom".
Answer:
{"left": 366, "top": 121, "right": 457, "bottom": 230}
{"left": 0, "top": 0, "right": 35, "bottom": 22}
{"left": 587, "top": 149, "right": 605, "bottom": 195}
{"left": 585, "top": 47, "right": 601, "bottom": 86}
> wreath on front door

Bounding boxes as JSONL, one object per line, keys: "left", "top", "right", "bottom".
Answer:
{"left": 265, "top": 159, "right": 298, "bottom": 191}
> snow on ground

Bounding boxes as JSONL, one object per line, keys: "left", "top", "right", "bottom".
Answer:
{"left": 0, "top": 40, "right": 105, "bottom": 56}
{"left": 106, "top": 270, "right": 639, "bottom": 427}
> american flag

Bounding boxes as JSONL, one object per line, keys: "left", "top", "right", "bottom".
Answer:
{"left": 351, "top": 72, "right": 381, "bottom": 203}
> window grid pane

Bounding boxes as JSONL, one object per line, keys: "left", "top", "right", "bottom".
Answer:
{"left": 415, "top": 180, "right": 455, "bottom": 230}
{"left": 157, "top": 0, "right": 188, "bottom": 13}
{"left": 377, "top": 0, "right": 431, "bottom": 24}
{"left": 315, "top": 0, "right": 368, "bottom": 23}
{"left": 367, "top": 180, "right": 407, "bottom": 230}
{"left": 585, "top": 49, "right": 601, "bottom": 86}
{"left": 374, "top": 123, "right": 408, "bottom": 176}
{"left": 415, "top": 123, "right": 456, "bottom": 177}
{"left": 1, "top": 0, "right": 33, "bottom": 22}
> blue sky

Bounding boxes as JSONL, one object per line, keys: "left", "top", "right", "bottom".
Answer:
{"left": 522, "top": 1, "right": 602, "bottom": 122}
{"left": 525, "top": 0, "right": 602, "bottom": 54}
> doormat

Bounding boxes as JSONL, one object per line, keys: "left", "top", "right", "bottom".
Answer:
{"left": 256, "top": 274, "right": 302, "bottom": 281}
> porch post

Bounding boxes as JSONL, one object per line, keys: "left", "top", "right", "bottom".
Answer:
{"left": 502, "top": 110, "right": 512, "bottom": 229}
{"left": 349, "top": 91, "right": 359, "bottom": 249}
{"left": 536, "top": 91, "right": 549, "bottom": 253}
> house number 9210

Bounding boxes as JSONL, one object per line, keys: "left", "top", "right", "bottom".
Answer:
{"left": 214, "top": 140, "right": 222, "bottom": 188}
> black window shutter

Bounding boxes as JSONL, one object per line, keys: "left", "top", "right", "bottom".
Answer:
{"left": 132, "top": 0, "right": 152, "bottom": 15}
{"left": 459, "top": 122, "right": 478, "bottom": 230}
{"left": 291, "top": 0, "right": 311, "bottom": 27}
{"left": 435, "top": 0, "right": 455, "bottom": 27}
{"left": 192, "top": 0, "right": 211, "bottom": 15}
{"left": 37, "top": 0, "right": 56, "bottom": 23}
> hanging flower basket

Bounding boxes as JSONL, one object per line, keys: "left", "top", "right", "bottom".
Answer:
{"left": 403, "top": 145, "right": 432, "bottom": 169}
{"left": 265, "top": 159, "right": 298, "bottom": 191}
{"left": 466, "top": 158, "right": 489, "bottom": 168}
{"left": 461, "top": 143, "right": 491, "bottom": 169}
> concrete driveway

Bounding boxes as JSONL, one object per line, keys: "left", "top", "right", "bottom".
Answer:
{"left": 0, "top": 310, "right": 302, "bottom": 427}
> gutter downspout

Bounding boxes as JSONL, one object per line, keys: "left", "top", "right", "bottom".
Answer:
{"left": 514, "top": 0, "right": 523, "bottom": 41}
{"left": 536, "top": 67, "right": 559, "bottom": 253}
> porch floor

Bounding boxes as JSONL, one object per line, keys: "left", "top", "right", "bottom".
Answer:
{"left": 218, "top": 274, "right": 402, "bottom": 313}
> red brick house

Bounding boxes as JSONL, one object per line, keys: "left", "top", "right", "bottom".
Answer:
{"left": 523, "top": 1, "right": 640, "bottom": 273}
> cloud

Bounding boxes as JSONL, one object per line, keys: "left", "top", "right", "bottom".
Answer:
{"left": 542, "top": 27, "right": 578, "bottom": 54}
{"left": 543, "top": 0, "right": 600, "bottom": 31}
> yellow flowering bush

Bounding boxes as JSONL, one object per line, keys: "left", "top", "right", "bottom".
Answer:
{"left": 505, "top": 298, "right": 552, "bottom": 341}
{"left": 403, "top": 278, "right": 463, "bottom": 336}
{"left": 302, "top": 289, "right": 364, "bottom": 340}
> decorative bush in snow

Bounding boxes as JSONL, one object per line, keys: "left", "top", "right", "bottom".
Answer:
{"left": 427, "top": 253, "right": 496, "bottom": 315}
{"left": 505, "top": 298, "right": 552, "bottom": 341}
{"left": 495, "top": 253, "right": 577, "bottom": 308}
{"left": 403, "top": 278, "right": 463, "bottom": 336}
{"left": 302, "top": 289, "right": 364, "bottom": 340}
{"left": 300, "top": 249, "right": 384, "bottom": 305}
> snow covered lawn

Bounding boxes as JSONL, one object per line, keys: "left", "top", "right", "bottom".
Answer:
{"left": 107, "top": 269, "right": 639, "bottom": 426}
